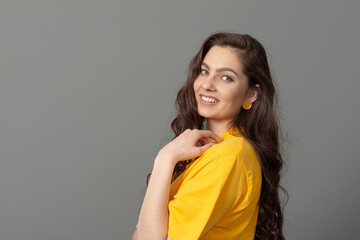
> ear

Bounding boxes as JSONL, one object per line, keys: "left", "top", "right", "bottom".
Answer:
{"left": 246, "top": 84, "right": 260, "bottom": 103}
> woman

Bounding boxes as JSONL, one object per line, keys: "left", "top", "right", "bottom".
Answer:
{"left": 132, "top": 32, "right": 286, "bottom": 240}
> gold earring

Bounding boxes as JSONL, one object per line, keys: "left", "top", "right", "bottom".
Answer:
{"left": 242, "top": 100, "right": 252, "bottom": 110}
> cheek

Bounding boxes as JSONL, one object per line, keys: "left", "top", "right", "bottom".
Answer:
{"left": 193, "top": 79, "right": 201, "bottom": 94}
{"left": 222, "top": 88, "right": 243, "bottom": 102}
{"left": 221, "top": 88, "right": 246, "bottom": 109}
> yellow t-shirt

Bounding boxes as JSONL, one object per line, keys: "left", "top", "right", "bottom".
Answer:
{"left": 167, "top": 129, "right": 262, "bottom": 240}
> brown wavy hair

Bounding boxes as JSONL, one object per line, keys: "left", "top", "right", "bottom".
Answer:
{"left": 147, "top": 32, "right": 286, "bottom": 239}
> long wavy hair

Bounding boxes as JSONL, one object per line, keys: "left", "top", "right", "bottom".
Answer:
{"left": 147, "top": 32, "right": 286, "bottom": 239}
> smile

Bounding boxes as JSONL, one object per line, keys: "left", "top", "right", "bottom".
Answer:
{"left": 201, "top": 95, "right": 219, "bottom": 103}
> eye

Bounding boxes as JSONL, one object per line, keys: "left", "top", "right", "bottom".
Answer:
{"left": 200, "top": 69, "right": 209, "bottom": 75}
{"left": 221, "top": 75, "right": 234, "bottom": 82}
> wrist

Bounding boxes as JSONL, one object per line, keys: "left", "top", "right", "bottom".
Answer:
{"left": 154, "top": 150, "right": 177, "bottom": 169}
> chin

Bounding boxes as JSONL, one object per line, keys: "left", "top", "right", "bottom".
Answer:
{"left": 199, "top": 112, "right": 216, "bottom": 120}
{"left": 197, "top": 109, "right": 210, "bottom": 118}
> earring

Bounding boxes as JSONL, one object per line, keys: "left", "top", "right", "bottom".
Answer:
{"left": 242, "top": 100, "right": 252, "bottom": 110}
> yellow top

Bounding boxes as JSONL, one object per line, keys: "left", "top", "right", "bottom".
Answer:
{"left": 167, "top": 128, "right": 262, "bottom": 240}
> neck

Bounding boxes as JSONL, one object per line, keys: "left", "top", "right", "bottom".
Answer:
{"left": 206, "top": 118, "right": 232, "bottom": 137}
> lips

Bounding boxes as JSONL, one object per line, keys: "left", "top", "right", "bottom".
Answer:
{"left": 200, "top": 94, "right": 220, "bottom": 103}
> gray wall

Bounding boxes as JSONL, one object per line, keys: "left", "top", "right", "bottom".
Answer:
{"left": 1, "top": 0, "right": 359, "bottom": 239}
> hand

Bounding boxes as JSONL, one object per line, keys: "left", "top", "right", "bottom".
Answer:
{"left": 158, "top": 129, "right": 222, "bottom": 165}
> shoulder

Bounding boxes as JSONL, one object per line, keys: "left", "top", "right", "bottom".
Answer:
{"left": 202, "top": 133, "right": 261, "bottom": 176}
{"left": 206, "top": 133, "right": 257, "bottom": 160}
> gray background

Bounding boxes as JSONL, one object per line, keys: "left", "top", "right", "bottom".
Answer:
{"left": 1, "top": 0, "right": 359, "bottom": 239}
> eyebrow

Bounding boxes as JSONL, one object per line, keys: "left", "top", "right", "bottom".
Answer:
{"left": 201, "top": 62, "right": 239, "bottom": 77}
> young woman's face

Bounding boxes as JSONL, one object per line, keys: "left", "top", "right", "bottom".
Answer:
{"left": 193, "top": 45, "right": 255, "bottom": 124}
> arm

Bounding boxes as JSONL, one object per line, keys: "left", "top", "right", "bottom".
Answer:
{"left": 136, "top": 129, "right": 221, "bottom": 240}
{"left": 132, "top": 228, "right": 138, "bottom": 240}
{"left": 132, "top": 228, "right": 173, "bottom": 240}
{"left": 137, "top": 151, "right": 175, "bottom": 239}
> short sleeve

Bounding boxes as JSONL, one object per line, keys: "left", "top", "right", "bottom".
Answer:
{"left": 167, "top": 155, "right": 248, "bottom": 240}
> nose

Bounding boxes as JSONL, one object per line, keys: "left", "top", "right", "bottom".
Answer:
{"left": 201, "top": 75, "right": 216, "bottom": 91}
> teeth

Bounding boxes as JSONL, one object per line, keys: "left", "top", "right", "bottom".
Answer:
{"left": 201, "top": 96, "right": 218, "bottom": 103}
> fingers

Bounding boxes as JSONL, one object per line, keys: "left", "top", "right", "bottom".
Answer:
{"left": 198, "top": 142, "right": 216, "bottom": 154}
{"left": 197, "top": 137, "right": 212, "bottom": 146}
{"left": 196, "top": 130, "right": 222, "bottom": 143}
{"left": 167, "top": 129, "right": 221, "bottom": 161}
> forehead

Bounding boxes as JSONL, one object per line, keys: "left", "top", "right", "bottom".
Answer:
{"left": 203, "top": 46, "right": 243, "bottom": 72}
